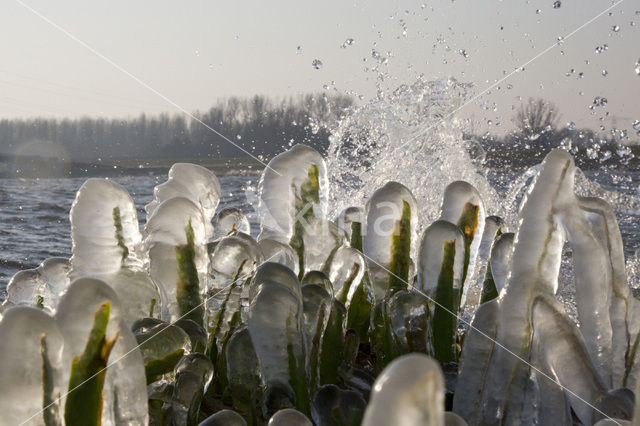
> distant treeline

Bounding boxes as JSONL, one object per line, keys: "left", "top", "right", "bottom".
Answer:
{"left": 0, "top": 94, "right": 354, "bottom": 161}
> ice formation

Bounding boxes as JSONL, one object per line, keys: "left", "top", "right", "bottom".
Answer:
{"left": 145, "top": 163, "right": 221, "bottom": 239}
{"left": 363, "top": 181, "right": 418, "bottom": 299}
{"left": 199, "top": 409, "right": 248, "bottom": 426}
{"left": 70, "top": 178, "right": 145, "bottom": 275}
{"left": 132, "top": 317, "right": 192, "bottom": 382}
{"left": 145, "top": 196, "right": 209, "bottom": 323}
{"left": 454, "top": 150, "right": 639, "bottom": 425}
{"left": 438, "top": 181, "right": 486, "bottom": 308}
{"left": 335, "top": 206, "right": 364, "bottom": 242}
{"left": 69, "top": 178, "right": 159, "bottom": 324}
{"left": 268, "top": 408, "right": 313, "bottom": 426}
{"left": 0, "top": 306, "right": 64, "bottom": 426}
{"left": 2, "top": 257, "right": 70, "bottom": 313}
{"left": 417, "top": 220, "right": 465, "bottom": 297}
{"left": 171, "top": 353, "right": 214, "bottom": 425}
{"left": 257, "top": 144, "right": 328, "bottom": 242}
{"left": 212, "top": 207, "right": 251, "bottom": 240}
{"left": 247, "top": 263, "right": 308, "bottom": 417}
{"left": 361, "top": 353, "right": 447, "bottom": 426}
{"left": 486, "top": 232, "right": 514, "bottom": 296}
{"left": 207, "top": 231, "right": 263, "bottom": 346}
{"left": 55, "top": 277, "right": 148, "bottom": 425}
{"left": 2, "top": 143, "right": 639, "bottom": 426}
{"left": 311, "top": 384, "right": 366, "bottom": 426}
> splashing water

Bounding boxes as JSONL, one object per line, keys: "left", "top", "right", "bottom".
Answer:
{"left": 327, "top": 77, "right": 498, "bottom": 235}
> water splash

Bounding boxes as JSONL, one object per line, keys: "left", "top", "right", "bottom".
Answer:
{"left": 327, "top": 77, "right": 498, "bottom": 235}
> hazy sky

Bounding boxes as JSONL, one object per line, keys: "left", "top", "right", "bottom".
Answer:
{"left": 1, "top": 0, "right": 638, "bottom": 136}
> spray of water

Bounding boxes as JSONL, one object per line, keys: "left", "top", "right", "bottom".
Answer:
{"left": 327, "top": 77, "right": 498, "bottom": 236}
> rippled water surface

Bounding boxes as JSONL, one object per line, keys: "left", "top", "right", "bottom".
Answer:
{"left": 0, "top": 172, "right": 260, "bottom": 293}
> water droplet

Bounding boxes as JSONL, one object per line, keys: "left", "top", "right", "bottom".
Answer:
{"left": 341, "top": 38, "right": 355, "bottom": 48}
{"left": 612, "top": 25, "right": 620, "bottom": 32}
{"left": 553, "top": 1, "right": 561, "bottom": 8}
{"left": 487, "top": 120, "right": 493, "bottom": 126}
{"left": 632, "top": 120, "right": 640, "bottom": 131}
{"left": 592, "top": 96, "right": 608, "bottom": 107}
{"left": 635, "top": 59, "right": 640, "bottom": 76}
{"left": 567, "top": 121, "right": 576, "bottom": 131}
{"left": 312, "top": 59, "right": 323, "bottom": 69}
{"left": 577, "top": 72, "right": 584, "bottom": 79}
{"left": 556, "top": 36, "right": 564, "bottom": 46}
{"left": 602, "top": 69, "right": 608, "bottom": 77}
{"left": 459, "top": 49, "right": 469, "bottom": 58}
{"left": 536, "top": 9, "right": 542, "bottom": 14}
{"left": 296, "top": 46, "right": 303, "bottom": 54}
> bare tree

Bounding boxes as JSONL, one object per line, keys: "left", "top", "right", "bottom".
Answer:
{"left": 513, "top": 98, "right": 561, "bottom": 137}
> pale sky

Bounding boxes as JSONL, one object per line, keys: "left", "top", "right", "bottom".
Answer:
{"left": 0, "top": 0, "right": 638, "bottom": 137}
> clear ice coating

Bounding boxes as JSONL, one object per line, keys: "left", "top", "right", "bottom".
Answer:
{"left": 258, "top": 238, "right": 299, "bottom": 274}
{"left": 417, "top": 220, "right": 465, "bottom": 297}
{"left": 363, "top": 181, "right": 418, "bottom": 299}
{"left": 199, "top": 409, "right": 248, "bottom": 426}
{"left": 300, "top": 219, "right": 347, "bottom": 273}
{"left": 311, "top": 384, "right": 366, "bottom": 426}
{"left": 488, "top": 232, "right": 514, "bottom": 293}
{"left": 145, "top": 163, "right": 221, "bottom": 239}
{"left": 171, "top": 353, "right": 214, "bottom": 426}
{"left": 69, "top": 178, "right": 159, "bottom": 324}
{"left": 145, "top": 196, "right": 209, "bottom": 321}
{"left": 55, "top": 277, "right": 148, "bottom": 425}
{"left": 328, "top": 246, "right": 367, "bottom": 304}
{"left": 335, "top": 206, "right": 364, "bottom": 240}
{"left": 0, "top": 306, "right": 64, "bottom": 426}
{"left": 301, "top": 283, "right": 332, "bottom": 390}
{"left": 268, "top": 408, "right": 313, "bottom": 426}
{"left": 2, "top": 257, "right": 70, "bottom": 313}
{"left": 438, "top": 180, "right": 486, "bottom": 308}
{"left": 247, "top": 264, "right": 308, "bottom": 417}
{"left": 225, "top": 326, "right": 262, "bottom": 422}
{"left": 454, "top": 150, "right": 639, "bottom": 425}
{"left": 208, "top": 231, "right": 264, "bottom": 345}
{"left": 212, "top": 207, "right": 251, "bottom": 240}
{"left": 132, "top": 318, "right": 192, "bottom": 379}
{"left": 70, "top": 178, "right": 145, "bottom": 277}
{"left": 474, "top": 216, "right": 505, "bottom": 290}
{"left": 361, "top": 353, "right": 446, "bottom": 426}
{"left": 386, "top": 290, "right": 433, "bottom": 356}
{"left": 257, "top": 144, "right": 328, "bottom": 242}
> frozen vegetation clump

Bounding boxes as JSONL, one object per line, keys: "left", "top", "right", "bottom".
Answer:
{"left": 1, "top": 144, "right": 639, "bottom": 426}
